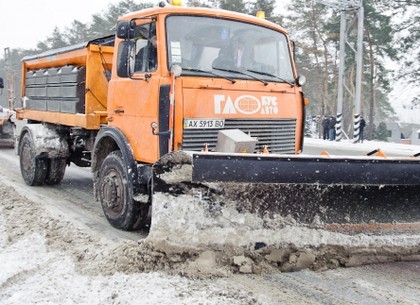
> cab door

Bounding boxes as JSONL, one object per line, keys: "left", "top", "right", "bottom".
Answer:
{"left": 108, "top": 20, "right": 164, "bottom": 164}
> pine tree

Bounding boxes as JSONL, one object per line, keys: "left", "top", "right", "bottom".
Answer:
{"left": 90, "top": 1, "right": 153, "bottom": 38}
{"left": 363, "top": 0, "right": 398, "bottom": 139}
{"left": 377, "top": 0, "right": 419, "bottom": 88}
{"left": 284, "top": 0, "right": 399, "bottom": 138}
{"left": 186, "top": 0, "right": 211, "bottom": 7}
{"left": 46, "top": 27, "right": 67, "bottom": 49}
{"left": 249, "top": 0, "right": 275, "bottom": 17}
{"left": 284, "top": 0, "right": 335, "bottom": 119}
{"left": 219, "top": 0, "right": 248, "bottom": 13}
{"left": 374, "top": 122, "right": 389, "bottom": 141}
{"left": 65, "top": 21, "right": 91, "bottom": 45}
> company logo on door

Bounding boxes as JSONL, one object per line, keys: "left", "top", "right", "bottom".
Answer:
{"left": 214, "top": 94, "right": 278, "bottom": 115}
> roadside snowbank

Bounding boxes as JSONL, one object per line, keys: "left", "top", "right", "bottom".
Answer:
{"left": 304, "top": 138, "right": 420, "bottom": 157}
{"left": 1, "top": 149, "right": 420, "bottom": 304}
{"left": 0, "top": 184, "right": 262, "bottom": 304}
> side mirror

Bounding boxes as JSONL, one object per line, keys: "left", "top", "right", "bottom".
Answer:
{"left": 117, "top": 40, "right": 136, "bottom": 78}
{"left": 170, "top": 65, "right": 182, "bottom": 77}
{"left": 116, "top": 20, "right": 135, "bottom": 39}
{"left": 0, "top": 77, "right": 4, "bottom": 89}
{"left": 297, "top": 75, "right": 306, "bottom": 87}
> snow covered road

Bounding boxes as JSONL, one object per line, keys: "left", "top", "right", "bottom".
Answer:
{"left": 0, "top": 140, "right": 420, "bottom": 304}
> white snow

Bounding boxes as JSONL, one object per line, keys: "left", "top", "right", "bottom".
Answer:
{"left": 0, "top": 206, "right": 257, "bottom": 305}
{"left": 304, "top": 137, "right": 420, "bottom": 157}
{"left": 150, "top": 193, "right": 420, "bottom": 250}
{"left": 1, "top": 135, "right": 419, "bottom": 304}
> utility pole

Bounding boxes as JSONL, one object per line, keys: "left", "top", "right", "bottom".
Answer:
{"left": 312, "top": 0, "right": 364, "bottom": 143}
{"left": 4, "top": 47, "right": 16, "bottom": 111}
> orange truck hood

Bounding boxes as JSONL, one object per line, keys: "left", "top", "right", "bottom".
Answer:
{"left": 180, "top": 77, "right": 299, "bottom": 120}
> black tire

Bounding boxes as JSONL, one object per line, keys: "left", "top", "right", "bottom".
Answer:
{"left": 98, "top": 151, "right": 150, "bottom": 230}
{"left": 45, "top": 158, "right": 67, "bottom": 185}
{"left": 19, "top": 133, "right": 48, "bottom": 186}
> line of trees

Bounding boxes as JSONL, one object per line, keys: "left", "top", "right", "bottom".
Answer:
{"left": 1, "top": 0, "right": 418, "bottom": 141}
{"left": 282, "top": 0, "right": 400, "bottom": 140}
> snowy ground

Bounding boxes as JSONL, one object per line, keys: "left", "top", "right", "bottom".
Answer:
{"left": 1, "top": 181, "right": 420, "bottom": 305}
{"left": 1, "top": 137, "right": 420, "bottom": 304}
{"left": 303, "top": 137, "right": 420, "bottom": 157}
{"left": 0, "top": 182, "right": 261, "bottom": 305}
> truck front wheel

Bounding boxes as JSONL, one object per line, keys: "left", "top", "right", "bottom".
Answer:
{"left": 19, "top": 133, "right": 48, "bottom": 186}
{"left": 98, "top": 150, "right": 147, "bottom": 230}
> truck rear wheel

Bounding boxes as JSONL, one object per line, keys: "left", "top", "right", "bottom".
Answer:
{"left": 19, "top": 133, "right": 48, "bottom": 186}
{"left": 98, "top": 150, "right": 148, "bottom": 230}
{"left": 45, "top": 158, "right": 67, "bottom": 185}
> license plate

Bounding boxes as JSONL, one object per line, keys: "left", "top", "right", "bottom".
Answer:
{"left": 184, "top": 119, "right": 225, "bottom": 129}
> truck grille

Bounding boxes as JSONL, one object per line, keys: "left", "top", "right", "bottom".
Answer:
{"left": 182, "top": 119, "right": 296, "bottom": 154}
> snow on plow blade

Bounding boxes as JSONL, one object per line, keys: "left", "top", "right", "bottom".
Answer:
{"left": 149, "top": 151, "right": 420, "bottom": 253}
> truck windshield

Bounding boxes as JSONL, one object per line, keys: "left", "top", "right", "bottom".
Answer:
{"left": 166, "top": 15, "right": 294, "bottom": 84}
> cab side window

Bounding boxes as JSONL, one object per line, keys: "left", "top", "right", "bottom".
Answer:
{"left": 133, "top": 22, "right": 157, "bottom": 73}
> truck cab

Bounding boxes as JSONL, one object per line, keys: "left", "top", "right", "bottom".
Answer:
{"left": 107, "top": 6, "right": 306, "bottom": 165}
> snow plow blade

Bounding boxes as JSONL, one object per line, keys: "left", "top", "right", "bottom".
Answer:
{"left": 149, "top": 151, "right": 420, "bottom": 253}
{"left": 192, "top": 152, "right": 420, "bottom": 186}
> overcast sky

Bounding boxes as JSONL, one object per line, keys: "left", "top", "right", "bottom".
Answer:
{"left": 0, "top": 0, "right": 288, "bottom": 55}
{"left": 0, "top": 0, "right": 131, "bottom": 53}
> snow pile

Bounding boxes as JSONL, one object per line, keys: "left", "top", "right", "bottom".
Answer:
{"left": 0, "top": 184, "right": 263, "bottom": 304}
{"left": 304, "top": 138, "right": 420, "bottom": 157}
{"left": 150, "top": 193, "right": 420, "bottom": 250}
{"left": 149, "top": 191, "right": 420, "bottom": 273}
{"left": 1, "top": 157, "right": 420, "bottom": 303}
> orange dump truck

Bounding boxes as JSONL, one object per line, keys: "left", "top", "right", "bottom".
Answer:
{"left": 16, "top": 4, "right": 420, "bottom": 247}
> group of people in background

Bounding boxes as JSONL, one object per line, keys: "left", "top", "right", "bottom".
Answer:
{"left": 322, "top": 116, "right": 337, "bottom": 141}
{"left": 321, "top": 115, "right": 366, "bottom": 142}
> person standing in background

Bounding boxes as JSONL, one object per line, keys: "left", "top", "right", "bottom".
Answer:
{"left": 322, "top": 116, "right": 329, "bottom": 140}
{"left": 328, "top": 116, "right": 336, "bottom": 141}
{"left": 359, "top": 116, "right": 366, "bottom": 143}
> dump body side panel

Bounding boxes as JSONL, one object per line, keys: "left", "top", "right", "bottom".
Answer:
{"left": 17, "top": 42, "right": 114, "bottom": 130}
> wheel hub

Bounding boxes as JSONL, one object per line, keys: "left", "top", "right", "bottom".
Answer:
{"left": 21, "top": 144, "right": 33, "bottom": 173}
{"left": 102, "top": 170, "right": 124, "bottom": 214}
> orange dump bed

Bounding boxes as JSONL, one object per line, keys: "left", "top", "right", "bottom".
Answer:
{"left": 16, "top": 36, "right": 114, "bottom": 130}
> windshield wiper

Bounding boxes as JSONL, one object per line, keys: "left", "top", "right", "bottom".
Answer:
{"left": 181, "top": 67, "right": 236, "bottom": 84}
{"left": 213, "top": 67, "right": 268, "bottom": 86}
{"left": 245, "top": 69, "right": 295, "bottom": 87}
